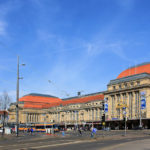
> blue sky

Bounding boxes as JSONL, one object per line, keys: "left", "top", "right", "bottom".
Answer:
{"left": 0, "top": 0, "right": 150, "bottom": 101}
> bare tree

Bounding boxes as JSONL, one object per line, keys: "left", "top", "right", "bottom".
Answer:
{"left": 0, "top": 91, "right": 11, "bottom": 136}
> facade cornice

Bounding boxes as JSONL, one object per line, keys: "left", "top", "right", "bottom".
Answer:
{"left": 104, "top": 84, "right": 150, "bottom": 95}
{"left": 108, "top": 73, "right": 150, "bottom": 86}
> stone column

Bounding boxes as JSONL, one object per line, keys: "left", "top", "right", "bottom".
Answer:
{"left": 93, "top": 109, "right": 95, "bottom": 121}
{"left": 86, "top": 109, "right": 89, "bottom": 121}
{"left": 132, "top": 91, "right": 136, "bottom": 119}
{"left": 120, "top": 93, "right": 123, "bottom": 119}
{"left": 126, "top": 93, "right": 129, "bottom": 119}
{"left": 114, "top": 95, "right": 117, "bottom": 118}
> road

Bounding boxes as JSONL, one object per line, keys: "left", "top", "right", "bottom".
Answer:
{"left": 0, "top": 130, "right": 150, "bottom": 150}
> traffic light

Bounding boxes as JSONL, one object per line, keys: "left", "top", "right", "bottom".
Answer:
{"left": 102, "top": 114, "right": 105, "bottom": 122}
{"left": 123, "top": 117, "right": 126, "bottom": 122}
{"left": 102, "top": 103, "right": 104, "bottom": 109}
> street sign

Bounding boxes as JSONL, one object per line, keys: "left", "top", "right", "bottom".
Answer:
{"left": 140, "top": 91, "right": 146, "bottom": 96}
{"left": 112, "top": 118, "right": 118, "bottom": 120}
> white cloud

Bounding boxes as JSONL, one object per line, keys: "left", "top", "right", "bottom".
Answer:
{"left": 83, "top": 40, "right": 135, "bottom": 63}
{"left": 0, "top": 21, "right": 7, "bottom": 36}
{"left": 0, "top": 0, "right": 23, "bottom": 37}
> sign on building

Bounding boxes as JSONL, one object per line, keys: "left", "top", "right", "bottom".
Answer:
{"left": 140, "top": 91, "right": 146, "bottom": 110}
{"left": 123, "top": 110, "right": 126, "bottom": 115}
{"left": 104, "top": 103, "right": 108, "bottom": 113}
{"left": 141, "top": 99, "right": 146, "bottom": 109}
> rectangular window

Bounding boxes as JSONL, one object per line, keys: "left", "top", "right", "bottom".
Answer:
{"left": 113, "top": 86, "right": 116, "bottom": 90}
{"left": 117, "top": 94, "right": 120, "bottom": 103}
{"left": 76, "top": 111, "right": 79, "bottom": 121}
{"left": 135, "top": 91, "right": 139, "bottom": 118}
{"left": 92, "top": 109, "right": 94, "bottom": 120}
{"left": 58, "top": 113, "right": 60, "bottom": 122}
{"left": 123, "top": 93, "right": 127, "bottom": 104}
{"left": 119, "top": 85, "right": 122, "bottom": 89}
{"left": 111, "top": 96, "right": 115, "bottom": 117}
{"left": 124, "top": 83, "right": 127, "bottom": 88}
{"left": 117, "top": 109, "right": 120, "bottom": 118}
{"left": 73, "top": 111, "right": 75, "bottom": 120}
{"left": 96, "top": 109, "right": 98, "bottom": 120}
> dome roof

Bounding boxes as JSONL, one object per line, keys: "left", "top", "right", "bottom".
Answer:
{"left": 42, "top": 93, "right": 104, "bottom": 108}
{"left": 19, "top": 93, "right": 62, "bottom": 109}
{"left": 19, "top": 92, "right": 104, "bottom": 109}
{"left": 117, "top": 62, "right": 150, "bottom": 79}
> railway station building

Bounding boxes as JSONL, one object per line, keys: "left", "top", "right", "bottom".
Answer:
{"left": 8, "top": 92, "right": 104, "bottom": 129}
{"left": 104, "top": 62, "right": 150, "bottom": 129}
{"left": 8, "top": 62, "right": 150, "bottom": 129}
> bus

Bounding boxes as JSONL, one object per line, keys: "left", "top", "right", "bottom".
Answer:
{"left": 32, "top": 124, "right": 59, "bottom": 132}
{"left": 19, "top": 124, "right": 35, "bottom": 132}
{"left": 19, "top": 123, "right": 59, "bottom": 132}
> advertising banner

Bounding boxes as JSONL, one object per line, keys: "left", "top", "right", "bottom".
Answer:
{"left": 140, "top": 91, "right": 146, "bottom": 110}
{"left": 104, "top": 103, "right": 108, "bottom": 113}
{"left": 141, "top": 99, "right": 146, "bottom": 109}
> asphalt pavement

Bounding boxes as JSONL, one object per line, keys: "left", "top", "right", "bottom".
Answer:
{"left": 0, "top": 130, "right": 150, "bottom": 150}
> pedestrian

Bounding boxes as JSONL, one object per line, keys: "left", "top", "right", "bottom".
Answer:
{"left": 62, "top": 130, "right": 65, "bottom": 137}
{"left": 78, "top": 127, "right": 82, "bottom": 136}
{"left": 91, "top": 127, "right": 97, "bottom": 138}
{"left": 27, "top": 128, "right": 30, "bottom": 133}
{"left": 31, "top": 128, "right": 33, "bottom": 135}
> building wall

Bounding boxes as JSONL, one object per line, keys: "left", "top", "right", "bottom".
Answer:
{"left": 46, "top": 100, "right": 103, "bottom": 125}
{"left": 105, "top": 77, "right": 150, "bottom": 122}
{"left": 8, "top": 99, "right": 104, "bottom": 125}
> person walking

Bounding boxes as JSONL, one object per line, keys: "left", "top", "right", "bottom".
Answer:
{"left": 31, "top": 128, "right": 33, "bottom": 135}
{"left": 90, "top": 126, "right": 97, "bottom": 138}
{"left": 91, "top": 127, "right": 97, "bottom": 138}
{"left": 78, "top": 127, "right": 82, "bottom": 136}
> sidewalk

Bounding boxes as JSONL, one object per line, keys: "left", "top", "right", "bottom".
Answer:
{"left": 103, "top": 138, "right": 150, "bottom": 150}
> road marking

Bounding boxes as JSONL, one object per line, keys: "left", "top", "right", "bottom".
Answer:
{"left": 16, "top": 140, "right": 91, "bottom": 150}
{"left": 126, "top": 138, "right": 132, "bottom": 140}
{"left": 0, "top": 139, "right": 76, "bottom": 149}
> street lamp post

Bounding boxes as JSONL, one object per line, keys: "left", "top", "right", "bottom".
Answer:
{"left": 124, "top": 112, "right": 127, "bottom": 136}
{"left": 16, "top": 56, "right": 25, "bottom": 137}
{"left": 139, "top": 106, "right": 142, "bottom": 128}
{"left": 123, "top": 107, "right": 127, "bottom": 136}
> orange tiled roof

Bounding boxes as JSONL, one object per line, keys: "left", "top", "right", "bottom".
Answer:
{"left": 42, "top": 102, "right": 62, "bottom": 109}
{"left": 20, "top": 96, "right": 62, "bottom": 103}
{"left": 19, "top": 93, "right": 62, "bottom": 109}
{"left": 23, "top": 101, "right": 52, "bottom": 109}
{"left": 20, "top": 93, "right": 104, "bottom": 109}
{"left": 117, "top": 63, "right": 150, "bottom": 79}
{"left": 62, "top": 94, "right": 104, "bottom": 106}
{"left": 42, "top": 94, "right": 104, "bottom": 109}
{"left": 0, "top": 110, "right": 8, "bottom": 115}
